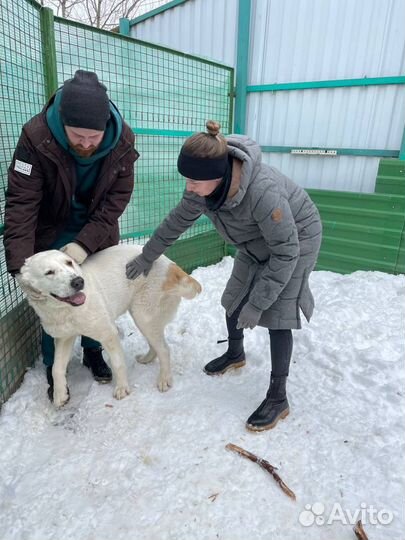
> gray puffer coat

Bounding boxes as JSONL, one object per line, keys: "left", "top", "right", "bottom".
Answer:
{"left": 142, "top": 135, "right": 322, "bottom": 329}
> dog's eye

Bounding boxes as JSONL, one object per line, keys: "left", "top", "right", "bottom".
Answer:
{"left": 45, "top": 270, "right": 55, "bottom": 276}
{"left": 65, "top": 260, "right": 73, "bottom": 267}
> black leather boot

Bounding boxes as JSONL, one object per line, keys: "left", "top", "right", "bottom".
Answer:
{"left": 204, "top": 338, "right": 246, "bottom": 375}
{"left": 46, "top": 366, "right": 70, "bottom": 403}
{"left": 246, "top": 374, "right": 289, "bottom": 431}
{"left": 83, "top": 347, "right": 112, "bottom": 383}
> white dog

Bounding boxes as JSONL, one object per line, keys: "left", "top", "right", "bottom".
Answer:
{"left": 19, "top": 245, "right": 202, "bottom": 407}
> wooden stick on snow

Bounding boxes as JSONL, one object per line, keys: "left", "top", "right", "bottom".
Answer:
{"left": 353, "top": 520, "right": 369, "bottom": 540}
{"left": 226, "top": 443, "right": 296, "bottom": 501}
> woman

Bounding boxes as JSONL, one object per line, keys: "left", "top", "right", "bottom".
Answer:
{"left": 126, "top": 121, "right": 322, "bottom": 431}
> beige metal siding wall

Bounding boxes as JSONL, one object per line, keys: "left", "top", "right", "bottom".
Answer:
{"left": 248, "top": 0, "right": 405, "bottom": 192}
{"left": 130, "top": 0, "right": 238, "bottom": 67}
{"left": 131, "top": 0, "right": 405, "bottom": 193}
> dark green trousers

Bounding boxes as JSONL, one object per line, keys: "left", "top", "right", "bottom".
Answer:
{"left": 41, "top": 331, "right": 100, "bottom": 367}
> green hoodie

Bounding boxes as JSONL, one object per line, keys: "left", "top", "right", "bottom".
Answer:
{"left": 46, "top": 89, "right": 123, "bottom": 246}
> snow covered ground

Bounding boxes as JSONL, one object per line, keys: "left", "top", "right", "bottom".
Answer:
{"left": 0, "top": 257, "right": 404, "bottom": 540}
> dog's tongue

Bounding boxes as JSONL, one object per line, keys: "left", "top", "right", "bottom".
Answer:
{"left": 69, "top": 292, "right": 86, "bottom": 306}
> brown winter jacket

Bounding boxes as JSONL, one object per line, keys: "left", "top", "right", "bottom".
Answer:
{"left": 4, "top": 100, "right": 139, "bottom": 275}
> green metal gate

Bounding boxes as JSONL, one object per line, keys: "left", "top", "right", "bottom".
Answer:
{"left": 0, "top": 0, "right": 234, "bottom": 404}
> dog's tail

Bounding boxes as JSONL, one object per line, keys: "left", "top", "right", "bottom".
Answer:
{"left": 163, "top": 263, "right": 202, "bottom": 299}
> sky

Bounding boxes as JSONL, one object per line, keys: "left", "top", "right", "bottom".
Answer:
{"left": 42, "top": 0, "right": 173, "bottom": 28}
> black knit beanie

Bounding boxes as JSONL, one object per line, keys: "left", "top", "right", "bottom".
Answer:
{"left": 59, "top": 70, "right": 110, "bottom": 130}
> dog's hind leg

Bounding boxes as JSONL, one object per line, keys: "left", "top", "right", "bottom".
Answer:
{"left": 130, "top": 310, "right": 172, "bottom": 392}
{"left": 53, "top": 336, "right": 75, "bottom": 408}
{"left": 101, "top": 332, "right": 130, "bottom": 400}
{"left": 136, "top": 343, "right": 157, "bottom": 365}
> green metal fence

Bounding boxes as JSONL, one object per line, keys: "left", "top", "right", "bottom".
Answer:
{"left": 0, "top": 0, "right": 47, "bottom": 405}
{"left": 0, "top": 0, "right": 234, "bottom": 404}
{"left": 52, "top": 15, "right": 233, "bottom": 262}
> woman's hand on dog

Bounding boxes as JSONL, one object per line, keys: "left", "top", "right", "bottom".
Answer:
{"left": 126, "top": 253, "right": 153, "bottom": 280}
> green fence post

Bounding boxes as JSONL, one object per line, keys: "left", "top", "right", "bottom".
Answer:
{"left": 119, "top": 18, "right": 130, "bottom": 36}
{"left": 234, "top": 0, "right": 251, "bottom": 134}
{"left": 400, "top": 125, "right": 405, "bottom": 160}
{"left": 40, "top": 7, "right": 58, "bottom": 100}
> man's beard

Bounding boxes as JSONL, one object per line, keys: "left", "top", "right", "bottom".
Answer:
{"left": 69, "top": 142, "right": 99, "bottom": 158}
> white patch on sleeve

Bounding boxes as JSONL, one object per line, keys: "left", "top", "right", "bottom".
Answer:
{"left": 14, "top": 159, "right": 32, "bottom": 176}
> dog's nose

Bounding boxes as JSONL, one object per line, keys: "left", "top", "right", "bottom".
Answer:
{"left": 70, "top": 276, "right": 84, "bottom": 291}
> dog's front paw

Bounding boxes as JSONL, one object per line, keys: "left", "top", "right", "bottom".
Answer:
{"left": 114, "top": 384, "right": 130, "bottom": 400}
{"left": 157, "top": 373, "right": 173, "bottom": 392}
{"left": 53, "top": 388, "right": 70, "bottom": 408}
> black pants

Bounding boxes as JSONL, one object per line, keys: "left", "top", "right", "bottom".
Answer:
{"left": 226, "top": 298, "right": 292, "bottom": 377}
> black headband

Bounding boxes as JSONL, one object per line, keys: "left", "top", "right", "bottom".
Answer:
{"left": 177, "top": 148, "right": 228, "bottom": 180}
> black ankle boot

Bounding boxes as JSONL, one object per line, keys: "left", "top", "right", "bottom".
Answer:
{"left": 46, "top": 366, "right": 70, "bottom": 403}
{"left": 246, "top": 374, "right": 289, "bottom": 431}
{"left": 83, "top": 347, "right": 112, "bottom": 383}
{"left": 204, "top": 338, "right": 246, "bottom": 375}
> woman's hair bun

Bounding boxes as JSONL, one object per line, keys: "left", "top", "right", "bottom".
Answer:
{"left": 206, "top": 120, "right": 221, "bottom": 137}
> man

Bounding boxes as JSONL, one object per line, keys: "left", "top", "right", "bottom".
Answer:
{"left": 4, "top": 70, "right": 139, "bottom": 401}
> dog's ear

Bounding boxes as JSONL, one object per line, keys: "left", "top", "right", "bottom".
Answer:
{"left": 16, "top": 262, "right": 47, "bottom": 302}
{"left": 19, "top": 260, "right": 34, "bottom": 288}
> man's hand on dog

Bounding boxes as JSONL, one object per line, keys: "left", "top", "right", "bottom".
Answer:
{"left": 126, "top": 253, "right": 153, "bottom": 280}
{"left": 60, "top": 242, "right": 88, "bottom": 264}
